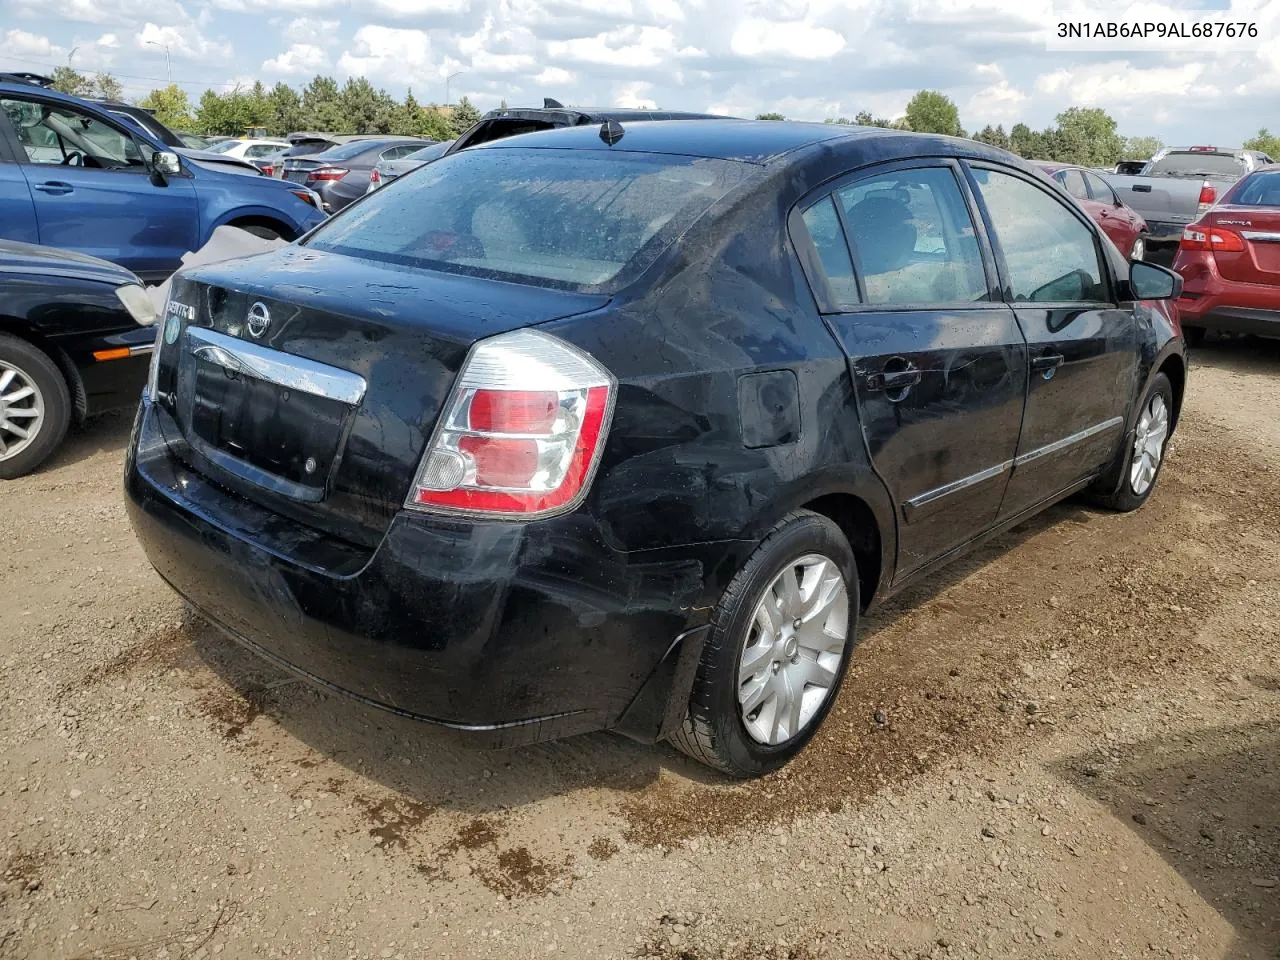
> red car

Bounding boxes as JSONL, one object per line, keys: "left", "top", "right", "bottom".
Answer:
{"left": 1173, "top": 167, "right": 1280, "bottom": 345}
{"left": 1035, "top": 162, "right": 1150, "bottom": 261}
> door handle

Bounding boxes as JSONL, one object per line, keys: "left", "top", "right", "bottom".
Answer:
{"left": 1030, "top": 353, "right": 1065, "bottom": 376}
{"left": 1132, "top": 184, "right": 1152, "bottom": 193}
{"left": 866, "top": 362, "right": 922, "bottom": 395}
{"left": 34, "top": 181, "right": 74, "bottom": 195}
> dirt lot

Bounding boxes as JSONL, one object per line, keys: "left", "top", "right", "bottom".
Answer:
{"left": 2, "top": 338, "right": 1278, "bottom": 960}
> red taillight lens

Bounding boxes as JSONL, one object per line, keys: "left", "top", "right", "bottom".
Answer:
{"left": 261, "top": 164, "right": 274, "bottom": 177}
{"left": 407, "top": 330, "right": 615, "bottom": 519}
{"left": 1180, "top": 225, "right": 1245, "bottom": 252}
{"left": 370, "top": 168, "right": 381, "bottom": 184}
{"left": 1197, "top": 182, "right": 1217, "bottom": 210}
{"left": 307, "top": 167, "right": 348, "bottom": 182}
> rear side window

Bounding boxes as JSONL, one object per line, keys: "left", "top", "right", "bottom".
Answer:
{"left": 306, "top": 148, "right": 749, "bottom": 290}
{"left": 836, "top": 167, "right": 988, "bottom": 305}
{"left": 1230, "top": 171, "right": 1280, "bottom": 206}
{"left": 971, "top": 168, "right": 1106, "bottom": 303}
{"left": 800, "top": 197, "right": 858, "bottom": 307}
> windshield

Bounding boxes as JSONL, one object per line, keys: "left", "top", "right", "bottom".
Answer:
{"left": 305, "top": 147, "right": 749, "bottom": 291}
{"left": 1148, "top": 152, "right": 1246, "bottom": 177}
{"left": 1229, "top": 171, "right": 1280, "bottom": 206}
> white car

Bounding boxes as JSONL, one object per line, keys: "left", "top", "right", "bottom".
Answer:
{"left": 206, "top": 138, "right": 290, "bottom": 161}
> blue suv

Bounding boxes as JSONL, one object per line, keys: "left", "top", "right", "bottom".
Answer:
{"left": 0, "top": 75, "right": 325, "bottom": 283}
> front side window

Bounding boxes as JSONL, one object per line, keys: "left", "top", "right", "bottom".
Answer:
{"left": 1, "top": 98, "right": 142, "bottom": 169}
{"left": 971, "top": 168, "right": 1106, "bottom": 303}
{"left": 305, "top": 147, "right": 750, "bottom": 290}
{"left": 1084, "top": 172, "right": 1118, "bottom": 205}
{"left": 835, "top": 167, "right": 988, "bottom": 305}
{"left": 1060, "top": 169, "right": 1089, "bottom": 200}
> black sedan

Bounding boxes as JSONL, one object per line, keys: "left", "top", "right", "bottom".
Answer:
{"left": 126, "top": 120, "right": 1188, "bottom": 777}
{"left": 281, "top": 137, "right": 429, "bottom": 212}
{"left": 1, "top": 241, "right": 155, "bottom": 478}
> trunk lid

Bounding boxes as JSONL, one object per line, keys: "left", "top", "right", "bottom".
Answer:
{"left": 157, "top": 246, "right": 608, "bottom": 546}
{"left": 283, "top": 158, "right": 325, "bottom": 183}
{"left": 1205, "top": 206, "right": 1280, "bottom": 285}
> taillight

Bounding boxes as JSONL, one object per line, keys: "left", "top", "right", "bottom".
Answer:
{"left": 307, "top": 167, "right": 348, "bottom": 182}
{"left": 407, "top": 329, "right": 615, "bottom": 519}
{"left": 1180, "top": 225, "right": 1245, "bottom": 252}
{"left": 290, "top": 189, "right": 317, "bottom": 208}
{"left": 370, "top": 168, "right": 381, "bottom": 186}
{"left": 1197, "top": 182, "right": 1217, "bottom": 213}
{"left": 261, "top": 164, "right": 274, "bottom": 177}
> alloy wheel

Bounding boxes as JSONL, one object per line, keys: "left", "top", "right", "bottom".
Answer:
{"left": 1129, "top": 393, "right": 1169, "bottom": 496}
{"left": 737, "top": 553, "right": 849, "bottom": 745}
{"left": 0, "top": 361, "right": 45, "bottom": 462}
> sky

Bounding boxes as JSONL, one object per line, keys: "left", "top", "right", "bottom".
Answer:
{"left": 2, "top": 0, "right": 1278, "bottom": 145}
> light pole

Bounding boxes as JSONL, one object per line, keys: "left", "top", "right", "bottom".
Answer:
{"left": 147, "top": 41, "right": 172, "bottom": 84}
{"left": 446, "top": 71, "right": 463, "bottom": 107}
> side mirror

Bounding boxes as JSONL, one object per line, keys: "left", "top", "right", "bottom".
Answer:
{"left": 151, "top": 150, "right": 181, "bottom": 177}
{"left": 1128, "top": 260, "right": 1182, "bottom": 301}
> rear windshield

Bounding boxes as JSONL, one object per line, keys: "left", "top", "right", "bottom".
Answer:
{"left": 304, "top": 147, "right": 749, "bottom": 291}
{"left": 1148, "top": 152, "right": 1246, "bottom": 177}
{"left": 315, "top": 140, "right": 393, "bottom": 160}
{"left": 1230, "top": 171, "right": 1280, "bottom": 206}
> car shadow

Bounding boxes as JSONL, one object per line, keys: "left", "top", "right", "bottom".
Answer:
{"left": 1189, "top": 332, "right": 1280, "bottom": 371}
{"left": 36, "top": 407, "right": 135, "bottom": 474}
{"left": 183, "top": 497, "right": 1092, "bottom": 815}
{"left": 1057, "top": 721, "right": 1280, "bottom": 960}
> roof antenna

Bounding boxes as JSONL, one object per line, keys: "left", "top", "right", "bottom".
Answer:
{"left": 599, "top": 119, "right": 625, "bottom": 146}
{"left": 543, "top": 97, "right": 564, "bottom": 108}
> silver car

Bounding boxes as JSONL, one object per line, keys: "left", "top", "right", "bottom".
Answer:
{"left": 367, "top": 140, "right": 453, "bottom": 193}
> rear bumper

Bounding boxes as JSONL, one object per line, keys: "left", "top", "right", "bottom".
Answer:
{"left": 124, "top": 400, "right": 741, "bottom": 746}
{"left": 1174, "top": 251, "right": 1280, "bottom": 337}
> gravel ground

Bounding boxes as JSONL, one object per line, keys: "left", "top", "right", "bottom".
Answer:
{"left": 1, "top": 337, "right": 1277, "bottom": 960}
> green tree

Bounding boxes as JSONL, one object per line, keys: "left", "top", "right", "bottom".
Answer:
{"left": 1243, "top": 129, "right": 1280, "bottom": 157}
{"left": 421, "top": 106, "right": 455, "bottom": 141}
{"left": 973, "top": 124, "right": 1011, "bottom": 150}
{"left": 266, "top": 82, "right": 304, "bottom": 136}
{"left": 1120, "top": 135, "right": 1163, "bottom": 162}
{"left": 50, "top": 66, "right": 92, "bottom": 97}
{"left": 903, "top": 90, "right": 963, "bottom": 137}
{"left": 138, "top": 84, "right": 193, "bottom": 131}
{"left": 92, "top": 72, "right": 123, "bottom": 101}
{"left": 1053, "top": 106, "right": 1123, "bottom": 167}
{"left": 449, "top": 95, "right": 482, "bottom": 137}
{"left": 756, "top": 111, "right": 785, "bottom": 121}
{"left": 301, "top": 75, "right": 346, "bottom": 132}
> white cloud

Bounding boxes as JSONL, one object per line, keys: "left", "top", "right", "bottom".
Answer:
{"left": 1035, "top": 61, "right": 1208, "bottom": 103}
{"left": 283, "top": 18, "right": 340, "bottom": 45}
{"left": 97, "top": 32, "right": 121, "bottom": 48}
{"left": 730, "top": 18, "right": 846, "bottom": 60}
{"left": 471, "top": 51, "right": 538, "bottom": 72}
{"left": 613, "top": 80, "right": 657, "bottom": 108}
{"left": 337, "top": 24, "right": 433, "bottom": 81}
{"left": 535, "top": 66, "right": 576, "bottom": 86}
{"left": 0, "top": 28, "right": 54, "bottom": 58}
{"left": 263, "top": 43, "right": 331, "bottom": 75}
{"left": 548, "top": 25, "right": 703, "bottom": 68}
{"left": 361, "top": 0, "right": 468, "bottom": 17}
{"left": 137, "top": 21, "right": 233, "bottom": 60}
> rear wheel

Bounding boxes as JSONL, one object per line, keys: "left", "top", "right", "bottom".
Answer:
{"left": 0, "top": 334, "right": 70, "bottom": 480}
{"left": 1092, "top": 372, "right": 1173, "bottom": 512}
{"left": 670, "top": 510, "right": 858, "bottom": 777}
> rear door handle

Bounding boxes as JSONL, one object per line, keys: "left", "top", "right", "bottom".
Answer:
{"left": 33, "top": 181, "right": 73, "bottom": 195}
{"left": 1132, "top": 184, "right": 1152, "bottom": 193}
{"left": 1030, "top": 353, "right": 1065, "bottom": 375}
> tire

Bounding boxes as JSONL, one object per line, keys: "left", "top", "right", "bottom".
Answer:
{"left": 0, "top": 334, "right": 71, "bottom": 480}
{"left": 235, "top": 223, "right": 287, "bottom": 241}
{"left": 1130, "top": 235, "right": 1146, "bottom": 261}
{"left": 1092, "top": 372, "right": 1174, "bottom": 512}
{"left": 669, "top": 510, "right": 858, "bottom": 778}
{"left": 1183, "top": 325, "right": 1206, "bottom": 347}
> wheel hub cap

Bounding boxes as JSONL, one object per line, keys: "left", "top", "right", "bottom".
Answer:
{"left": 737, "top": 553, "right": 850, "bottom": 746}
{"left": 1129, "top": 393, "right": 1169, "bottom": 496}
{"left": 0, "top": 361, "right": 45, "bottom": 462}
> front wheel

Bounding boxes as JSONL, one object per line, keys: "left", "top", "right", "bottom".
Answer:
{"left": 669, "top": 510, "right": 858, "bottom": 777}
{"left": 1092, "top": 372, "right": 1173, "bottom": 512}
{"left": 0, "top": 334, "right": 70, "bottom": 480}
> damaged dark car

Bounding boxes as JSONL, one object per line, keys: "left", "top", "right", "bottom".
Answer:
{"left": 125, "top": 120, "right": 1188, "bottom": 777}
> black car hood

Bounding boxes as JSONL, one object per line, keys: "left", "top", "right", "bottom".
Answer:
{"left": 0, "top": 240, "right": 139, "bottom": 286}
